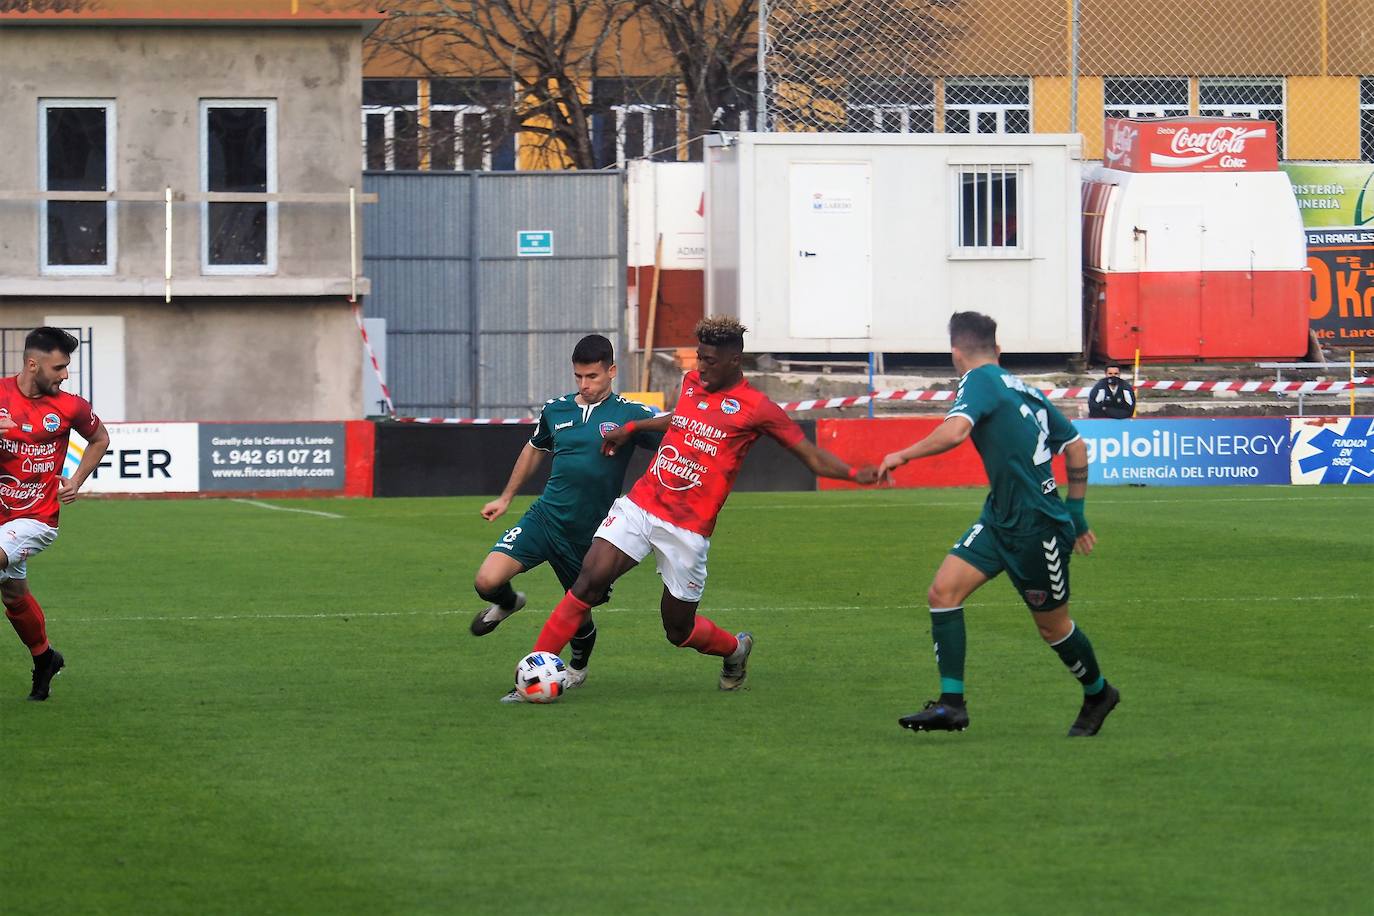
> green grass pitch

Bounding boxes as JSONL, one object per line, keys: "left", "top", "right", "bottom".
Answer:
{"left": 1, "top": 486, "right": 1370, "bottom": 914}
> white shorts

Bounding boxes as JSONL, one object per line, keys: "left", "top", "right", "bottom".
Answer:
{"left": 594, "top": 497, "right": 710, "bottom": 602}
{"left": 0, "top": 518, "right": 59, "bottom": 582}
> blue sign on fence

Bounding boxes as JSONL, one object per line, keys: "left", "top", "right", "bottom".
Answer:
{"left": 1075, "top": 418, "right": 1292, "bottom": 486}
{"left": 516, "top": 230, "right": 553, "bottom": 257}
{"left": 1290, "top": 416, "right": 1374, "bottom": 484}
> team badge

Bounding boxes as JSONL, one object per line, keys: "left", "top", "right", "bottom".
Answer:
{"left": 43, "top": 413, "right": 61, "bottom": 432}
{"left": 599, "top": 421, "right": 619, "bottom": 437}
{"left": 721, "top": 398, "right": 740, "bottom": 415}
{"left": 1024, "top": 589, "right": 1048, "bottom": 607}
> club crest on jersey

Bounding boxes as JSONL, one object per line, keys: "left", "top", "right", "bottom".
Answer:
{"left": 1024, "top": 589, "right": 1048, "bottom": 607}
{"left": 599, "top": 421, "right": 619, "bottom": 437}
{"left": 720, "top": 398, "right": 740, "bottom": 415}
{"left": 43, "top": 413, "right": 60, "bottom": 433}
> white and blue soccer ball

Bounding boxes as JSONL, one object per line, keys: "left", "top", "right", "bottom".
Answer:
{"left": 514, "top": 652, "right": 569, "bottom": 704}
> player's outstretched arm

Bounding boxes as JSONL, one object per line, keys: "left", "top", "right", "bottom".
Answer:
{"left": 878, "top": 416, "right": 973, "bottom": 480}
{"left": 1063, "top": 438, "right": 1096, "bottom": 555}
{"left": 481, "top": 442, "right": 548, "bottom": 521}
{"left": 601, "top": 413, "right": 672, "bottom": 456}
{"left": 786, "top": 438, "right": 881, "bottom": 484}
{"left": 58, "top": 419, "right": 110, "bottom": 504}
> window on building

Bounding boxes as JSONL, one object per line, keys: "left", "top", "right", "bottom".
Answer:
{"left": 1199, "top": 77, "right": 1285, "bottom": 157}
{"left": 363, "top": 79, "right": 419, "bottom": 170}
{"left": 712, "top": 78, "right": 757, "bottom": 135}
{"left": 1362, "top": 77, "right": 1374, "bottom": 163}
{"left": 1104, "top": 77, "right": 1190, "bottom": 119}
{"left": 952, "top": 165, "right": 1025, "bottom": 256}
{"left": 201, "top": 100, "right": 275, "bottom": 272}
{"left": 593, "top": 79, "right": 678, "bottom": 167}
{"left": 846, "top": 77, "right": 935, "bottom": 133}
{"left": 39, "top": 100, "right": 115, "bottom": 273}
{"left": 430, "top": 79, "right": 516, "bottom": 171}
{"left": 945, "top": 79, "right": 1031, "bottom": 134}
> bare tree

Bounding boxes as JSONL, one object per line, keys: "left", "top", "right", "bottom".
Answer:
{"left": 366, "top": 0, "right": 639, "bottom": 170}
{"left": 628, "top": 0, "right": 758, "bottom": 160}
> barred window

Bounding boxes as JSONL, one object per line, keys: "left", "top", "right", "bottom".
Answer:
{"left": 39, "top": 100, "right": 116, "bottom": 273}
{"left": 945, "top": 79, "right": 1031, "bottom": 135}
{"left": 1104, "top": 77, "right": 1190, "bottom": 120}
{"left": 1199, "top": 77, "right": 1285, "bottom": 158}
{"left": 952, "top": 165, "right": 1025, "bottom": 256}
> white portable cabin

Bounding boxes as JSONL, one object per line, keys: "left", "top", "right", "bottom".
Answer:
{"left": 705, "top": 132, "right": 1084, "bottom": 354}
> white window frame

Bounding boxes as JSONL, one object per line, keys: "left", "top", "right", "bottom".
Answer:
{"left": 38, "top": 99, "right": 116, "bottom": 276}
{"left": 713, "top": 106, "right": 753, "bottom": 133}
{"left": 1198, "top": 77, "right": 1286, "bottom": 157}
{"left": 429, "top": 103, "right": 493, "bottom": 171}
{"left": 848, "top": 103, "right": 934, "bottom": 133}
{"left": 361, "top": 104, "right": 419, "bottom": 171}
{"left": 201, "top": 99, "right": 277, "bottom": 276}
{"left": 612, "top": 103, "right": 673, "bottom": 165}
{"left": 1103, "top": 77, "right": 1190, "bottom": 120}
{"left": 948, "top": 163, "right": 1030, "bottom": 260}
{"left": 944, "top": 79, "right": 1032, "bottom": 135}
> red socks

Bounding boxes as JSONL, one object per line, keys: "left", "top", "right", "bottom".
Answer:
{"left": 678, "top": 615, "right": 738, "bottom": 658}
{"left": 532, "top": 591, "right": 592, "bottom": 657}
{"left": 4, "top": 593, "right": 50, "bottom": 656}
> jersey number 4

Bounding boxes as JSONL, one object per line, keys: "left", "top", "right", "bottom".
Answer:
{"left": 1018, "top": 405, "right": 1052, "bottom": 466}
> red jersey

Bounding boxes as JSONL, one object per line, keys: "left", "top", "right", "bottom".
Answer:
{"left": 0, "top": 376, "right": 101, "bottom": 527}
{"left": 628, "top": 372, "right": 804, "bottom": 536}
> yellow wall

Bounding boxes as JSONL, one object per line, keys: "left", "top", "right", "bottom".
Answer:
{"left": 1287, "top": 76, "right": 1361, "bottom": 160}
{"left": 1033, "top": 76, "right": 1104, "bottom": 157}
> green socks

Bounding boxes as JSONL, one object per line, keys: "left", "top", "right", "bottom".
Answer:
{"left": 1050, "top": 623, "right": 1105, "bottom": 695}
{"left": 930, "top": 607, "right": 966, "bottom": 696}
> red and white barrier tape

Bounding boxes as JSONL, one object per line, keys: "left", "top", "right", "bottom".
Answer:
{"left": 393, "top": 376, "right": 1372, "bottom": 424}
{"left": 352, "top": 305, "right": 396, "bottom": 418}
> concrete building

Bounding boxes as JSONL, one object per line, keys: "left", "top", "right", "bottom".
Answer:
{"left": 0, "top": 1, "right": 383, "bottom": 421}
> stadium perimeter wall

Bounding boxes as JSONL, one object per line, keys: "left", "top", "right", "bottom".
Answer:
{"left": 66, "top": 416, "right": 1371, "bottom": 498}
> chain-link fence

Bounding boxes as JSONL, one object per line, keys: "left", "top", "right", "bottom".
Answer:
{"left": 761, "top": 0, "right": 1372, "bottom": 162}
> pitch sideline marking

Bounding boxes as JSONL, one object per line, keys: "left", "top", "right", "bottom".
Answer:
{"left": 230, "top": 499, "right": 344, "bottom": 519}
{"left": 59, "top": 593, "right": 1366, "bottom": 625}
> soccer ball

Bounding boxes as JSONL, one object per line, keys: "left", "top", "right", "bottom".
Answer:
{"left": 514, "top": 652, "right": 569, "bottom": 704}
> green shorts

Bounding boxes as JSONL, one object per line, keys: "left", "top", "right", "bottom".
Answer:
{"left": 949, "top": 516, "right": 1076, "bottom": 612}
{"left": 489, "top": 506, "right": 594, "bottom": 595}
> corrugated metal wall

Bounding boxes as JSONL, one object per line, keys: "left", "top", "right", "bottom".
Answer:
{"left": 363, "top": 171, "right": 625, "bottom": 418}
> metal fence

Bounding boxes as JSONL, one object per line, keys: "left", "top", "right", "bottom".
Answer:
{"left": 362, "top": 170, "right": 625, "bottom": 419}
{"left": 0, "top": 326, "right": 93, "bottom": 403}
{"left": 760, "top": 0, "right": 1371, "bottom": 163}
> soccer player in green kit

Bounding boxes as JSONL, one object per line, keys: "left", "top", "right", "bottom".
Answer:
{"left": 878, "top": 312, "right": 1120, "bottom": 737}
{"left": 469, "top": 335, "right": 659, "bottom": 701}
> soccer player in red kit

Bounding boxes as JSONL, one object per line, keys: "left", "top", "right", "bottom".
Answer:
{"left": 523, "top": 317, "right": 880, "bottom": 694}
{"left": 0, "top": 327, "right": 110, "bottom": 700}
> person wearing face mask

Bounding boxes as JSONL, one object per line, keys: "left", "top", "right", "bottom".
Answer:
{"left": 1087, "top": 365, "right": 1135, "bottom": 419}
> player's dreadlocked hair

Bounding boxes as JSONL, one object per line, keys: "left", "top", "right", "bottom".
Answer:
{"left": 948, "top": 311, "right": 998, "bottom": 355}
{"left": 695, "top": 316, "right": 747, "bottom": 351}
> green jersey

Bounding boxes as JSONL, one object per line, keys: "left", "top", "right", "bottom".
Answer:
{"left": 946, "top": 363, "right": 1080, "bottom": 534}
{"left": 528, "top": 393, "right": 660, "bottom": 540}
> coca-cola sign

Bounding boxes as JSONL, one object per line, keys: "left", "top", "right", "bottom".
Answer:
{"left": 1103, "top": 117, "right": 1279, "bottom": 173}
